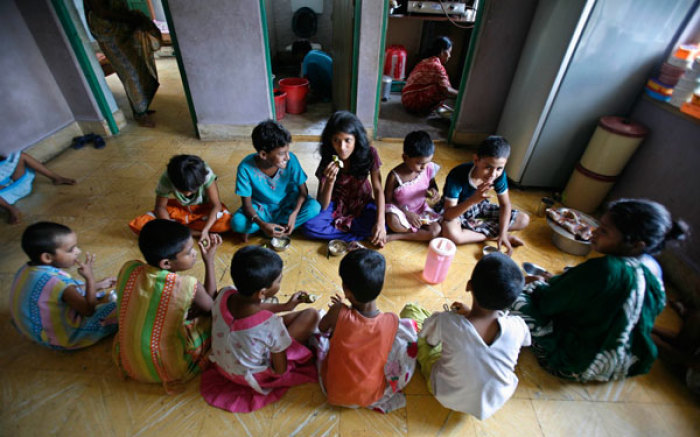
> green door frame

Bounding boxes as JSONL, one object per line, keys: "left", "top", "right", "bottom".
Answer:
{"left": 373, "top": 0, "right": 389, "bottom": 137}
{"left": 448, "top": 0, "right": 486, "bottom": 142}
{"left": 51, "top": 0, "right": 119, "bottom": 135}
{"left": 259, "top": 0, "right": 277, "bottom": 120}
{"left": 372, "top": 0, "right": 487, "bottom": 143}
{"left": 350, "top": 0, "right": 362, "bottom": 113}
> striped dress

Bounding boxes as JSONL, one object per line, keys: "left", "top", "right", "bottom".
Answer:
{"left": 10, "top": 264, "right": 118, "bottom": 350}
{"left": 113, "top": 260, "right": 211, "bottom": 387}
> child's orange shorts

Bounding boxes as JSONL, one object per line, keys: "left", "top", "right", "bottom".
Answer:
{"left": 129, "top": 199, "right": 232, "bottom": 234}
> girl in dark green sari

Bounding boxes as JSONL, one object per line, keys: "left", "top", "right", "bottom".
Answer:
{"left": 512, "top": 199, "right": 688, "bottom": 382}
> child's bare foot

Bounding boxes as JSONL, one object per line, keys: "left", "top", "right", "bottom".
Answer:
{"left": 52, "top": 176, "right": 77, "bottom": 185}
{"left": 508, "top": 234, "right": 525, "bottom": 247}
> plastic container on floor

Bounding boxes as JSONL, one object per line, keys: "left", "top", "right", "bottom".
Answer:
{"left": 423, "top": 237, "right": 456, "bottom": 284}
{"left": 274, "top": 89, "right": 287, "bottom": 120}
{"left": 279, "top": 78, "right": 310, "bottom": 114}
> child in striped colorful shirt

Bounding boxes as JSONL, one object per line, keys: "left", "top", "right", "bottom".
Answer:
{"left": 113, "top": 219, "right": 221, "bottom": 393}
{"left": 10, "top": 222, "right": 117, "bottom": 350}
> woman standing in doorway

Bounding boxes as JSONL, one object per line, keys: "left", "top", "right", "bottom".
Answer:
{"left": 401, "top": 36, "right": 459, "bottom": 114}
{"left": 84, "top": 0, "right": 161, "bottom": 127}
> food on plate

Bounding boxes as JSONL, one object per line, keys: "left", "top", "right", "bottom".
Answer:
{"left": 546, "top": 208, "right": 594, "bottom": 241}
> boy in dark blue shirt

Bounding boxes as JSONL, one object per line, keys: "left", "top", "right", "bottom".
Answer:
{"left": 440, "top": 136, "right": 530, "bottom": 254}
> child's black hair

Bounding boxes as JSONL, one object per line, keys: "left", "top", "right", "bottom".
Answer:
{"left": 166, "top": 155, "right": 208, "bottom": 193}
{"left": 138, "top": 219, "right": 191, "bottom": 268}
{"left": 606, "top": 198, "right": 689, "bottom": 255}
{"left": 21, "top": 221, "right": 73, "bottom": 264}
{"left": 252, "top": 119, "right": 292, "bottom": 153}
{"left": 339, "top": 249, "right": 385, "bottom": 303}
{"left": 425, "top": 36, "right": 453, "bottom": 58}
{"left": 470, "top": 252, "right": 524, "bottom": 310}
{"left": 230, "top": 246, "right": 283, "bottom": 296}
{"left": 476, "top": 136, "right": 511, "bottom": 159}
{"left": 319, "top": 111, "right": 373, "bottom": 178}
{"left": 404, "top": 130, "right": 435, "bottom": 158}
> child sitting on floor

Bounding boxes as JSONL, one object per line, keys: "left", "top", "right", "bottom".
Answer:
{"left": 314, "top": 249, "right": 418, "bottom": 413}
{"left": 439, "top": 136, "right": 529, "bottom": 254}
{"left": 129, "top": 154, "right": 231, "bottom": 245}
{"left": 385, "top": 130, "right": 442, "bottom": 242}
{"left": 200, "top": 246, "right": 319, "bottom": 413}
{"left": 231, "top": 119, "right": 320, "bottom": 239}
{"left": 113, "top": 219, "right": 221, "bottom": 393}
{"left": 10, "top": 221, "right": 117, "bottom": 350}
{"left": 401, "top": 252, "right": 530, "bottom": 420}
{"left": 302, "top": 111, "right": 387, "bottom": 247}
{"left": 1, "top": 152, "right": 76, "bottom": 224}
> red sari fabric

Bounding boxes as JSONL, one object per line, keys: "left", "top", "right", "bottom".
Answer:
{"left": 401, "top": 57, "right": 451, "bottom": 113}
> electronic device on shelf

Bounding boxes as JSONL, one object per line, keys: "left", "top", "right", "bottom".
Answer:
{"left": 407, "top": 1, "right": 475, "bottom": 20}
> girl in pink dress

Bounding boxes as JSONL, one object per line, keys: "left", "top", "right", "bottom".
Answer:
{"left": 385, "top": 131, "right": 442, "bottom": 242}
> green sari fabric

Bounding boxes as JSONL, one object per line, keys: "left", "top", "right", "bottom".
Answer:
{"left": 511, "top": 256, "right": 665, "bottom": 382}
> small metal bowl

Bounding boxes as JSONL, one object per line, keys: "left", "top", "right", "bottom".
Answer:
{"left": 270, "top": 237, "right": 290, "bottom": 252}
{"left": 482, "top": 245, "right": 499, "bottom": 256}
{"left": 522, "top": 262, "right": 548, "bottom": 276}
{"left": 328, "top": 239, "right": 348, "bottom": 256}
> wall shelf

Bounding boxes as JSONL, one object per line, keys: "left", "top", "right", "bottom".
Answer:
{"left": 389, "top": 14, "right": 474, "bottom": 23}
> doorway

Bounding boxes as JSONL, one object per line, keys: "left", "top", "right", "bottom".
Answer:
{"left": 376, "top": 1, "right": 478, "bottom": 142}
{"left": 261, "top": 0, "right": 356, "bottom": 136}
{"left": 68, "top": 0, "right": 195, "bottom": 136}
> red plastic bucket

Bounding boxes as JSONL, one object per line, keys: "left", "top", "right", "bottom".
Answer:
{"left": 274, "top": 89, "right": 286, "bottom": 120}
{"left": 279, "top": 78, "right": 309, "bottom": 114}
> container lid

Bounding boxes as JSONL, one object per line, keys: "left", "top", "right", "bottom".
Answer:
{"left": 597, "top": 116, "right": 649, "bottom": 138}
{"left": 429, "top": 237, "right": 456, "bottom": 256}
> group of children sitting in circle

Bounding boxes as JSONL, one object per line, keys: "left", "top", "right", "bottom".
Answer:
{"left": 7, "top": 111, "right": 689, "bottom": 418}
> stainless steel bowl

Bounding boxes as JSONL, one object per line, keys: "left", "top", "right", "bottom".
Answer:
{"left": 482, "top": 245, "right": 499, "bottom": 256}
{"left": 546, "top": 213, "right": 598, "bottom": 256}
{"left": 270, "top": 237, "right": 290, "bottom": 252}
{"left": 328, "top": 239, "right": 348, "bottom": 256}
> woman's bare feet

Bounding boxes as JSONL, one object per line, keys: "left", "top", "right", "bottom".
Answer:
{"left": 7, "top": 206, "right": 22, "bottom": 224}
{"left": 135, "top": 113, "right": 156, "bottom": 128}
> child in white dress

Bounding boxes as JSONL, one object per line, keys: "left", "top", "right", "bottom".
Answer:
{"left": 200, "top": 246, "right": 319, "bottom": 413}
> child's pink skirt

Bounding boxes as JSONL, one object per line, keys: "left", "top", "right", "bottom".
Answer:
{"left": 200, "top": 339, "right": 317, "bottom": 413}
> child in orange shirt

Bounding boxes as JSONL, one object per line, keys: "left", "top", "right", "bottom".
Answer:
{"left": 313, "top": 249, "right": 418, "bottom": 413}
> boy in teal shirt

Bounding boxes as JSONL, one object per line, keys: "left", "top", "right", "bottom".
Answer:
{"left": 231, "top": 120, "right": 321, "bottom": 238}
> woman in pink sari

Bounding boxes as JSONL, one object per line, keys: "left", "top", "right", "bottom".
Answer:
{"left": 401, "top": 37, "right": 459, "bottom": 114}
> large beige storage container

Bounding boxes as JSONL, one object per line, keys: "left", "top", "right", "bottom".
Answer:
{"left": 562, "top": 164, "right": 616, "bottom": 214}
{"left": 563, "top": 117, "right": 648, "bottom": 213}
{"left": 579, "top": 117, "right": 648, "bottom": 177}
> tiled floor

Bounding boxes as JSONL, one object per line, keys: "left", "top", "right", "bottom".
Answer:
{"left": 377, "top": 93, "right": 451, "bottom": 141}
{"left": 0, "top": 58, "right": 698, "bottom": 436}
